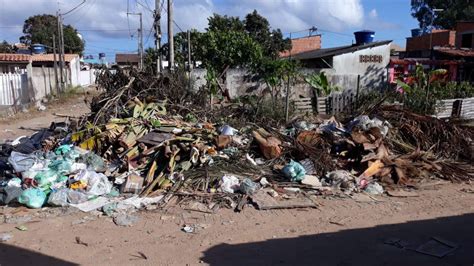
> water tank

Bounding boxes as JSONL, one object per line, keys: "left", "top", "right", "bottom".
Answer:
{"left": 31, "top": 44, "right": 47, "bottom": 54}
{"left": 411, "top": 28, "right": 422, "bottom": 37}
{"left": 354, "top": 30, "right": 375, "bottom": 45}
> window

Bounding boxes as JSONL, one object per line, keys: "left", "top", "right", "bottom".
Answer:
{"left": 461, "top": 33, "right": 473, "bottom": 48}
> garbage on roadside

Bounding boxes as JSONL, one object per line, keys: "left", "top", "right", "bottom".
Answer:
{"left": 0, "top": 71, "right": 473, "bottom": 219}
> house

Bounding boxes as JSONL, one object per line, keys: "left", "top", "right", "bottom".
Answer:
{"left": 287, "top": 38, "right": 392, "bottom": 91}
{"left": 0, "top": 53, "right": 81, "bottom": 107}
{"left": 0, "top": 54, "right": 30, "bottom": 73}
{"left": 31, "top": 54, "right": 81, "bottom": 86}
{"left": 391, "top": 21, "right": 474, "bottom": 82}
{"left": 115, "top": 53, "right": 139, "bottom": 68}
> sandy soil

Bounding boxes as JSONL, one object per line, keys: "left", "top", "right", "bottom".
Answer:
{"left": 0, "top": 94, "right": 91, "bottom": 141}
{"left": 1, "top": 95, "right": 474, "bottom": 265}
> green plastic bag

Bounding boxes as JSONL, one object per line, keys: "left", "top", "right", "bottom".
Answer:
{"left": 282, "top": 160, "right": 306, "bottom": 182}
{"left": 18, "top": 188, "right": 46, "bottom": 208}
{"left": 34, "top": 170, "right": 59, "bottom": 188}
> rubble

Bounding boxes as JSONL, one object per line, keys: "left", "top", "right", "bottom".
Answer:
{"left": 0, "top": 70, "right": 473, "bottom": 221}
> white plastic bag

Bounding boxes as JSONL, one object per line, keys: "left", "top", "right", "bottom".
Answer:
{"left": 220, "top": 175, "right": 240, "bottom": 193}
{"left": 86, "top": 171, "right": 112, "bottom": 196}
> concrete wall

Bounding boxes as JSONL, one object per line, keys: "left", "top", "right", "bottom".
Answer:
{"left": 69, "top": 57, "right": 81, "bottom": 86}
{"left": 191, "top": 68, "right": 325, "bottom": 100}
{"left": 332, "top": 43, "right": 391, "bottom": 91}
{"left": 30, "top": 66, "right": 57, "bottom": 101}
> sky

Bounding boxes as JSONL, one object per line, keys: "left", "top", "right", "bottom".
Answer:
{"left": 0, "top": 0, "right": 419, "bottom": 62}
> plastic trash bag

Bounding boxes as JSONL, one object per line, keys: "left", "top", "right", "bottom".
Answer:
{"left": 348, "top": 115, "right": 390, "bottom": 137}
{"left": 365, "top": 182, "right": 384, "bottom": 195}
{"left": 83, "top": 153, "right": 106, "bottom": 172}
{"left": 220, "top": 175, "right": 240, "bottom": 193}
{"left": 67, "top": 190, "right": 89, "bottom": 204}
{"left": 8, "top": 151, "right": 37, "bottom": 173}
{"left": 323, "top": 170, "right": 357, "bottom": 191}
{"left": 0, "top": 186, "right": 23, "bottom": 205}
{"left": 282, "top": 160, "right": 307, "bottom": 182}
{"left": 86, "top": 171, "right": 112, "bottom": 196}
{"left": 34, "top": 170, "right": 59, "bottom": 187}
{"left": 55, "top": 144, "right": 72, "bottom": 155}
{"left": 48, "top": 188, "right": 69, "bottom": 207}
{"left": 239, "top": 178, "right": 259, "bottom": 195}
{"left": 48, "top": 159, "right": 72, "bottom": 175}
{"left": 18, "top": 188, "right": 46, "bottom": 208}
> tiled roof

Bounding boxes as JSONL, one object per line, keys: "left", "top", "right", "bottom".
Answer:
{"left": 0, "top": 53, "right": 31, "bottom": 62}
{"left": 31, "top": 54, "right": 79, "bottom": 63}
{"left": 435, "top": 47, "right": 474, "bottom": 57}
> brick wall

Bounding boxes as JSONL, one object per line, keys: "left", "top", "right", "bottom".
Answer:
{"left": 455, "top": 21, "right": 474, "bottom": 48}
{"left": 406, "top": 30, "right": 456, "bottom": 51}
{"left": 280, "top": 35, "right": 321, "bottom": 57}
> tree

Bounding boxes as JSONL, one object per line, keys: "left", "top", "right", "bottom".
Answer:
{"left": 244, "top": 10, "right": 291, "bottom": 59}
{"left": 411, "top": 0, "right": 474, "bottom": 31}
{"left": 20, "top": 14, "right": 84, "bottom": 54}
{"left": 207, "top": 14, "right": 245, "bottom": 32}
{"left": 0, "top": 40, "right": 14, "bottom": 53}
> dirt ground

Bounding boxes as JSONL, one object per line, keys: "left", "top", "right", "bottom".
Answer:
{"left": 1, "top": 95, "right": 474, "bottom": 265}
{"left": 0, "top": 94, "right": 90, "bottom": 141}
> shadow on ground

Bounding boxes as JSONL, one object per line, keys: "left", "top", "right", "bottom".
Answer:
{"left": 202, "top": 214, "right": 474, "bottom": 266}
{"left": 0, "top": 243, "right": 77, "bottom": 265}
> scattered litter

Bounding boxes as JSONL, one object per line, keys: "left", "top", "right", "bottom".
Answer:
{"left": 220, "top": 175, "right": 240, "bottom": 193}
{"left": 282, "top": 160, "right": 306, "bottom": 182}
{"left": 239, "top": 178, "right": 259, "bottom": 195}
{"left": 70, "top": 197, "right": 112, "bottom": 212}
{"left": 182, "top": 225, "right": 195, "bottom": 233}
{"left": 364, "top": 182, "right": 384, "bottom": 195}
{"left": 0, "top": 233, "right": 13, "bottom": 242}
{"left": 301, "top": 175, "right": 322, "bottom": 187}
{"left": 15, "top": 225, "right": 28, "bottom": 231}
{"left": 75, "top": 236, "right": 89, "bottom": 247}
{"left": 113, "top": 214, "right": 139, "bottom": 227}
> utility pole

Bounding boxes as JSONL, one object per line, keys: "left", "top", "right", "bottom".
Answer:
{"left": 155, "top": 0, "right": 162, "bottom": 75}
{"left": 57, "top": 12, "right": 64, "bottom": 92}
{"left": 59, "top": 15, "right": 67, "bottom": 86}
{"left": 187, "top": 30, "right": 192, "bottom": 71}
{"left": 52, "top": 34, "right": 59, "bottom": 94}
{"left": 167, "top": 0, "right": 174, "bottom": 71}
{"left": 57, "top": 0, "right": 86, "bottom": 90}
{"left": 128, "top": 12, "right": 144, "bottom": 70}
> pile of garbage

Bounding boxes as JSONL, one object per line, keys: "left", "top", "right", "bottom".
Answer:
{"left": 1, "top": 72, "right": 473, "bottom": 214}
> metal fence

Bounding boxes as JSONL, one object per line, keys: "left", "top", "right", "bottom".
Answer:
{"left": 0, "top": 73, "right": 29, "bottom": 106}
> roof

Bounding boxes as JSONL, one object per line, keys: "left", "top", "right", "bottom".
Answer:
{"left": 31, "top": 54, "right": 79, "bottom": 63}
{"left": 435, "top": 47, "right": 474, "bottom": 58}
{"left": 0, "top": 53, "right": 30, "bottom": 63}
{"left": 390, "top": 43, "right": 405, "bottom": 52}
{"left": 116, "top": 54, "right": 139, "bottom": 63}
{"left": 287, "top": 40, "right": 392, "bottom": 60}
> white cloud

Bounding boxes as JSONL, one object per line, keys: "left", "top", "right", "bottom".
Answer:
{"left": 0, "top": 0, "right": 366, "bottom": 45}
{"left": 369, "top": 9, "right": 378, "bottom": 19}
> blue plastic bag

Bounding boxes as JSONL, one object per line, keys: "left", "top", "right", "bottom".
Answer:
{"left": 282, "top": 160, "right": 306, "bottom": 182}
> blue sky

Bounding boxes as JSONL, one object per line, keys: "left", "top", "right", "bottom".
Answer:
{"left": 0, "top": 0, "right": 419, "bottom": 62}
